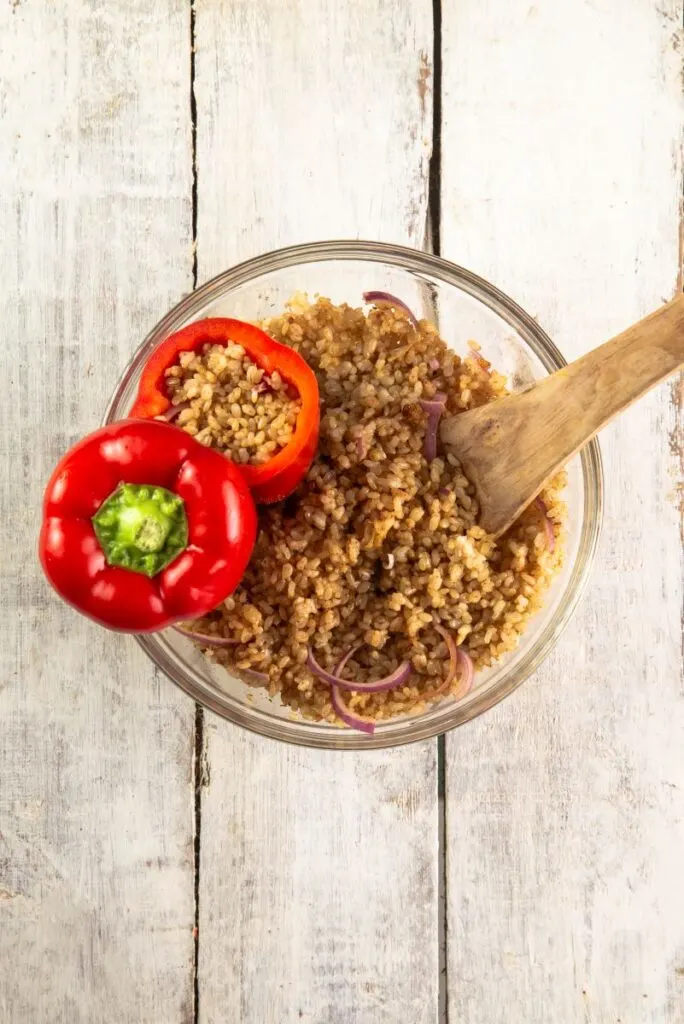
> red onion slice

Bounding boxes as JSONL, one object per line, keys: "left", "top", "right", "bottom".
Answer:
{"left": 306, "top": 646, "right": 412, "bottom": 693}
{"left": 238, "top": 667, "right": 269, "bottom": 685}
{"left": 307, "top": 626, "right": 473, "bottom": 732}
{"left": 160, "top": 401, "right": 190, "bottom": 422}
{"left": 421, "top": 625, "right": 474, "bottom": 701}
{"left": 329, "top": 647, "right": 381, "bottom": 734}
{"left": 454, "top": 647, "right": 474, "bottom": 698}
{"left": 435, "top": 624, "right": 459, "bottom": 690}
{"left": 363, "top": 291, "right": 418, "bottom": 328}
{"left": 173, "top": 624, "right": 239, "bottom": 647}
{"left": 419, "top": 392, "right": 447, "bottom": 462}
{"left": 420, "top": 624, "right": 457, "bottom": 700}
{"left": 330, "top": 686, "right": 377, "bottom": 735}
{"left": 333, "top": 646, "right": 358, "bottom": 677}
{"left": 429, "top": 357, "right": 441, "bottom": 371}
{"left": 535, "top": 497, "right": 556, "bottom": 553}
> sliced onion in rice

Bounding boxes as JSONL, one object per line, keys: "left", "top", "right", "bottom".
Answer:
{"left": 307, "top": 625, "right": 473, "bottom": 732}
{"left": 330, "top": 646, "right": 392, "bottom": 734}
{"left": 330, "top": 685, "right": 378, "bottom": 735}
{"left": 160, "top": 401, "right": 190, "bottom": 422}
{"left": 419, "top": 392, "right": 447, "bottom": 462}
{"left": 362, "top": 290, "right": 418, "bottom": 328}
{"left": 173, "top": 624, "right": 239, "bottom": 647}
{"left": 238, "top": 667, "right": 269, "bottom": 685}
{"left": 454, "top": 647, "right": 474, "bottom": 698}
{"left": 305, "top": 644, "right": 414, "bottom": 736}
{"left": 306, "top": 646, "right": 412, "bottom": 693}
{"left": 429, "top": 357, "right": 441, "bottom": 371}
{"left": 421, "top": 624, "right": 474, "bottom": 701}
{"left": 535, "top": 497, "right": 556, "bottom": 553}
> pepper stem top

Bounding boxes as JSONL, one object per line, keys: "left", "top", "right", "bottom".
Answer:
{"left": 92, "top": 483, "right": 188, "bottom": 577}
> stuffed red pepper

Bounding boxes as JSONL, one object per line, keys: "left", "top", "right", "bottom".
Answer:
{"left": 39, "top": 419, "right": 257, "bottom": 632}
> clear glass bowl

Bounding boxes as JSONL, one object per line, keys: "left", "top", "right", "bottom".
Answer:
{"left": 105, "top": 241, "right": 603, "bottom": 749}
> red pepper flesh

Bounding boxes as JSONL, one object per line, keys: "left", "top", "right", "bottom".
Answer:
{"left": 129, "top": 318, "right": 320, "bottom": 504}
{"left": 39, "top": 419, "right": 257, "bottom": 632}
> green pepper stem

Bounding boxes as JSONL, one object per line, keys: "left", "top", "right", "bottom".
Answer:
{"left": 92, "top": 483, "right": 188, "bottom": 577}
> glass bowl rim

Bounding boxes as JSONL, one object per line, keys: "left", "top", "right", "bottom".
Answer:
{"left": 104, "top": 239, "right": 603, "bottom": 750}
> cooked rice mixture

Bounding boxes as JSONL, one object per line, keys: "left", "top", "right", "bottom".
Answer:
{"left": 179, "top": 296, "right": 566, "bottom": 726}
{"left": 165, "top": 342, "right": 301, "bottom": 465}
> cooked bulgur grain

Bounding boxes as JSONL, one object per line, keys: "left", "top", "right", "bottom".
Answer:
{"left": 165, "top": 342, "right": 301, "bottom": 465}
{"left": 179, "top": 296, "right": 567, "bottom": 727}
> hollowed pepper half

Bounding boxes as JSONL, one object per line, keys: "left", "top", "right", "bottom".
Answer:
{"left": 39, "top": 419, "right": 257, "bottom": 632}
{"left": 129, "top": 317, "right": 320, "bottom": 504}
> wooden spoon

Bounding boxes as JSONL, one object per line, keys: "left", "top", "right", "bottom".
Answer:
{"left": 439, "top": 292, "right": 684, "bottom": 536}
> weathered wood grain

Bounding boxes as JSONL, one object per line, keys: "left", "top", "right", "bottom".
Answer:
{"left": 0, "top": 3, "right": 196, "bottom": 1021}
{"left": 441, "top": 2, "right": 684, "bottom": 1022}
{"left": 195, "top": 0, "right": 433, "bottom": 263}
{"left": 192, "top": 2, "right": 438, "bottom": 1022}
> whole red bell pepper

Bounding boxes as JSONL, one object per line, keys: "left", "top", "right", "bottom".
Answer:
{"left": 129, "top": 317, "right": 320, "bottom": 504}
{"left": 39, "top": 419, "right": 257, "bottom": 632}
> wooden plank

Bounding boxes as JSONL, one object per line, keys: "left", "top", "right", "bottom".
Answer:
{"left": 194, "top": 0, "right": 433, "bottom": 262}
{"left": 0, "top": 3, "right": 196, "bottom": 1021}
{"left": 441, "top": 2, "right": 684, "bottom": 1022}
{"left": 192, "top": 3, "right": 438, "bottom": 1022}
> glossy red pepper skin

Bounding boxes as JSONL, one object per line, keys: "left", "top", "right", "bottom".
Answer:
{"left": 39, "top": 419, "right": 257, "bottom": 632}
{"left": 129, "top": 318, "right": 320, "bottom": 504}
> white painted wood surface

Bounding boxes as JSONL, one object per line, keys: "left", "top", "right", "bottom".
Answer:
{"left": 442, "top": 3, "right": 684, "bottom": 1022}
{"left": 2, "top": 1, "right": 683, "bottom": 1021}
{"left": 192, "top": 3, "right": 438, "bottom": 1022}
{"left": 0, "top": 3, "right": 196, "bottom": 1022}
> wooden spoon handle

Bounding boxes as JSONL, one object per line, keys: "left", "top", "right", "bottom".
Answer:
{"left": 440, "top": 292, "right": 684, "bottom": 536}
